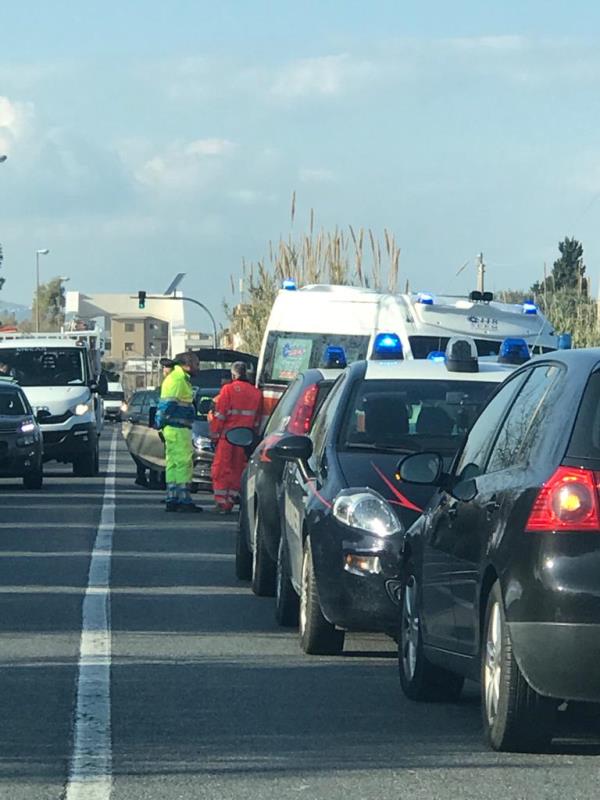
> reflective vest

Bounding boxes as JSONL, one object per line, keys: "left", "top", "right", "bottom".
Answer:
{"left": 155, "top": 365, "right": 195, "bottom": 429}
{"left": 209, "top": 380, "right": 263, "bottom": 438}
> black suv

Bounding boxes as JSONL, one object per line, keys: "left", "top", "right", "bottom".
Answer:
{"left": 0, "top": 378, "right": 44, "bottom": 489}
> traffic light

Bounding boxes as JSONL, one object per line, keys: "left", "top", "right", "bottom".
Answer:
{"left": 138, "top": 290, "right": 146, "bottom": 310}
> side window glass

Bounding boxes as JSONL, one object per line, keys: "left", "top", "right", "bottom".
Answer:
{"left": 486, "top": 364, "right": 563, "bottom": 473}
{"left": 454, "top": 372, "right": 529, "bottom": 482}
{"left": 309, "top": 374, "right": 347, "bottom": 466}
{"left": 265, "top": 377, "right": 303, "bottom": 434}
{"left": 128, "top": 393, "right": 144, "bottom": 414}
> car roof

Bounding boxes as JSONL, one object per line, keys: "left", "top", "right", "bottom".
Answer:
{"left": 0, "top": 379, "right": 23, "bottom": 392}
{"left": 0, "top": 339, "right": 82, "bottom": 350}
{"left": 300, "top": 367, "right": 344, "bottom": 382}
{"left": 527, "top": 347, "right": 600, "bottom": 370}
{"left": 363, "top": 359, "right": 515, "bottom": 383}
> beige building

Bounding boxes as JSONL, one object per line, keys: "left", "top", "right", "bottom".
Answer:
{"left": 110, "top": 315, "right": 169, "bottom": 362}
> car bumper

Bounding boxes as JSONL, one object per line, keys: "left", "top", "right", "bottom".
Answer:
{"left": 0, "top": 450, "right": 42, "bottom": 476}
{"left": 311, "top": 525, "right": 403, "bottom": 634}
{"left": 41, "top": 423, "right": 95, "bottom": 462}
{"left": 104, "top": 408, "right": 121, "bottom": 420}
{"left": 509, "top": 622, "right": 600, "bottom": 703}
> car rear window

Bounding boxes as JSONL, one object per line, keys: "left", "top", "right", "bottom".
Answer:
{"left": 567, "top": 371, "right": 600, "bottom": 462}
{"left": 0, "top": 390, "right": 28, "bottom": 416}
{"left": 339, "top": 378, "right": 499, "bottom": 456}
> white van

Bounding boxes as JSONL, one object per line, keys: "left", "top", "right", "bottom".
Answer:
{"left": 103, "top": 381, "right": 125, "bottom": 421}
{"left": 256, "top": 284, "right": 558, "bottom": 416}
{"left": 0, "top": 332, "right": 107, "bottom": 476}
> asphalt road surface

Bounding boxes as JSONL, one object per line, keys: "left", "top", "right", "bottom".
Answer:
{"left": 2, "top": 430, "right": 600, "bottom": 800}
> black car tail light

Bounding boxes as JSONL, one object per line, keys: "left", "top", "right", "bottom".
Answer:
{"left": 287, "top": 384, "right": 319, "bottom": 435}
{"left": 526, "top": 466, "right": 600, "bottom": 531}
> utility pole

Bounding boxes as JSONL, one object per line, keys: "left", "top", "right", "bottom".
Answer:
{"left": 476, "top": 252, "right": 486, "bottom": 293}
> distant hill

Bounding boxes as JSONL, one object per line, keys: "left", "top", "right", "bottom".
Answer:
{"left": 0, "top": 299, "right": 31, "bottom": 322}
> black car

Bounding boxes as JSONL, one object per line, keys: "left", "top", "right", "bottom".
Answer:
{"left": 236, "top": 368, "right": 340, "bottom": 599}
{"left": 396, "top": 348, "right": 600, "bottom": 752}
{"left": 0, "top": 378, "right": 44, "bottom": 489}
{"left": 122, "top": 387, "right": 216, "bottom": 489}
{"left": 271, "top": 354, "right": 513, "bottom": 654}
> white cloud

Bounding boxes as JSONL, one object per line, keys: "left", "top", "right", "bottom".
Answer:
{"left": 0, "top": 95, "right": 34, "bottom": 153}
{"left": 299, "top": 167, "right": 335, "bottom": 184}
{"left": 135, "top": 138, "right": 237, "bottom": 190}
{"left": 270, "top": 54, "right": 375, "bottom": 100}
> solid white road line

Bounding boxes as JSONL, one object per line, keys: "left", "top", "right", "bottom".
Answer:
{"left": 65, "top": 431, "right": 117, "bottom": 800}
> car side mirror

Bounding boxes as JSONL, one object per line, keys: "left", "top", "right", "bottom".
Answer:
{"left": 396, "top": 452, "right": 443, "bottom": 485}
{"left": 225, "top": 427, "right": 256, "bottom": 448}
{"left": 148, "top": 406, "right": 157, "bottom": 428}
{"left": 36, "top": 409, "right": 52, "bottom": 423}
{"left": 451, "top": 478, "right": 478, "bottom": 503}
{"left": 267, "top": 433, "right": 313, "bottom": 462}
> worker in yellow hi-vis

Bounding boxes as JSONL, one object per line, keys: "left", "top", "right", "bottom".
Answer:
{"left": 155, "top": 351, "right": 203, "bottom": 513}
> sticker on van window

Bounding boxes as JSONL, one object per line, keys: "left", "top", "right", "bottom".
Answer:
{"left": 272, "top": 337, "right": 313, "bottom": 381}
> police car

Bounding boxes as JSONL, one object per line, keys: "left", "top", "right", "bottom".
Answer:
{"left": 267, "top": 334, "right": 524, "bottom": 655}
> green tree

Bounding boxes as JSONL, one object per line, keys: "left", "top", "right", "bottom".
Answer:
{"left": 531, "top": 236, "right": 588, "bottom": 295}
{"left": 0, "top": 243, "right": 5, "bottom": 291}
{"left": 32, "top": 277, "right": 66, "bottom": 332}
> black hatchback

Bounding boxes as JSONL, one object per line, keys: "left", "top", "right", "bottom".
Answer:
{"left": 397, "top": 348, "right": 600, "bottom": 752}
{"left": 0, "top": 378, "right": 44, "bottom": 488}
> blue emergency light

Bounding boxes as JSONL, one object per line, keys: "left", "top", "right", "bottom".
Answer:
{"left": 372, "top": 332, "right": 403, "bottom": 360}
{"left": 282, "top": 279, "right": 297, "bottom": 291}
{"left": 323, "top": 345, "right": 347, "bottom": 369}
{"left": 522, "top": 300, "right": 538, "bottom": 315}
{"left": 427, "top": 350, "right": 446, "bottom": 363}
{"left": 498, "top": 337, "right": 530, "bottom": 365}
{"left": 417, "top": 292, "right": 434, "bottom": 305}
{"left": 558, "top": 332, "right": 572, "bottom": 350}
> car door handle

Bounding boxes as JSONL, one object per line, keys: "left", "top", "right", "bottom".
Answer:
{"left": 486, "top": 498, "right": 501, "bottom": 516}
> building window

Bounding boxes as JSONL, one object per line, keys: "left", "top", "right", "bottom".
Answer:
{"left": 124, "top": 342, "right": 135, "bottom": 352}
{"left": 125, "top": 323, "right": 135, "bottom": 332}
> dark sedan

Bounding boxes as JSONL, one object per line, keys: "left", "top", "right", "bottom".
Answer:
{"left": 397, "top": 348, "right": 600, "bottom": 752}
{"left": 236, "top": 368, "right": 340, "bottom": 601}
{"left": 0, "top": 378, "right": 44, "bottom": 488}
{"left": 271, "top": 356, "right": 513, "bottom": 654}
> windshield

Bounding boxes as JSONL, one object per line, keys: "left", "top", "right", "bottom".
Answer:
{"left": 105, "top": 391, "right": 124, "bottom": 401}
{"left": 0, "top": 390, "right": 28, "bottom": 416}
{"left": 340, "top": 378, "right": 499, "bottom": 456}
{"left": 409, "top": 335, "right": 555, "bottom": 359}
{"left": 261, "top": 331, "right": 369, "bottom": 385}
{"left": 0, "top": 347, "right": 86, "bottom": 387}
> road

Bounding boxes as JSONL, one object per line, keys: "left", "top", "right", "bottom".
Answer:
{"left": 1, "top": 430, "right": 600, "bottom": 800}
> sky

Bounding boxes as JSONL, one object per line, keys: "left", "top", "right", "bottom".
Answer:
{"left": 2, "top": 1, "right": 600, "bottom": 329}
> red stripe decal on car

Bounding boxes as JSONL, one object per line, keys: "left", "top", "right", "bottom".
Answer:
{"left": 370, "top": 462, "right": 423, "bottom": 513}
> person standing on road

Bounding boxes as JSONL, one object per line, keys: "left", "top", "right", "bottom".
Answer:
{"left": 155, "top": 351, "right": 203, "bottom": 513}
{"left": 209, "top": 361, "right": 262, "bottom": 513}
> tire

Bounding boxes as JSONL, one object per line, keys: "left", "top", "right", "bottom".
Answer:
{"left": 299, "top": 537, "right": 345, "bottom": 655}
{"left": 398, "top": 565, "right": 464, "bottom": 701}
{"left": 23, "top": 467, "right": 43, "bottom": 490}
{"left": 275, "top": 535, "right": 299, "bottom": 627}
{"left": 481, "top": 581, "right": 555, "bottom": 752}
{"left": 235, "top": 498, "right": 253, "bottom": 581}
{"left": 73, "top": 440, "right": 99, "bottom": 477}
{"left": 251, "top": 506, "right": 277, "bottom": 597}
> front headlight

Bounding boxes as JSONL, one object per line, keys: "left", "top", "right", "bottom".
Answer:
{"left": 333, "top": 488, "right": 402, "bottom": 537}
{"left": 193, "top": 435, "right": 213, "bottom": 453}
{"left": 74, "top": 403, "right": 90, "bottom": 416}
{"left": 20, "top": 421, "right": 36, "bottom": 433}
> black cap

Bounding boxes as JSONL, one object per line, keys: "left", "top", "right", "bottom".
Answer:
{"left": 160, "top": 358, "right": 175, "bottom": 368}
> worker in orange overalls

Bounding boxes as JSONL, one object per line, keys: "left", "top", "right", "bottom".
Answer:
{"left": 209, "top": 361, "right": 262, "bottom": 513}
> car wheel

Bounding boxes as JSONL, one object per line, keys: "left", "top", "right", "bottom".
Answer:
{"left": 398, "top": 565, "right": 464, "bottom": 701}
{"left": 73, "top": 440, "right": 98, "bottom": 477}
{"left": 275, "top": 535, "right": 299, "bottom": 627}
{"left": 482, "top": 581, "right": 556, "bottom": 752}
{"left": 251, "top": 506, "right": 277, "bottom": 596}
{"left": 23, "top": 467, "right": 43, "bottom": 490}
{"left": 235, "top": 496, "right": 253, "bottom": 581}
{"left": 299, "top": 537, "right": 345, "bottom": 655}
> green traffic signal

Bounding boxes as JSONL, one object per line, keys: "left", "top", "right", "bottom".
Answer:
{"left": 138, "top": 290, "right": 146, "bottom": 309}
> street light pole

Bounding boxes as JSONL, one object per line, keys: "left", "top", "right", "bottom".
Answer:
{"left": 35, "top": 249, "right": 50, "bottom": 333}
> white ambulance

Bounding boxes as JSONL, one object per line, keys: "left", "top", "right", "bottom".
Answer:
{"left": 256, "top": 283, "right": 558, "bottom": 418}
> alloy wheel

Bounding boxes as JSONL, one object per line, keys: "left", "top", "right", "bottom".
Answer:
{"left": 484, "top": 601, "right": 502, "bottom": 725}
{"left": 401, "top": 576, "right": 420, "bottom": 681}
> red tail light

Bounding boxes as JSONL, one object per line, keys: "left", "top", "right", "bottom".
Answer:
{"left": 526, "top": 466, "right": 600, "bottom": 531}
{"left": 287, "top": 384, "right": 319, "bottom": 435}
